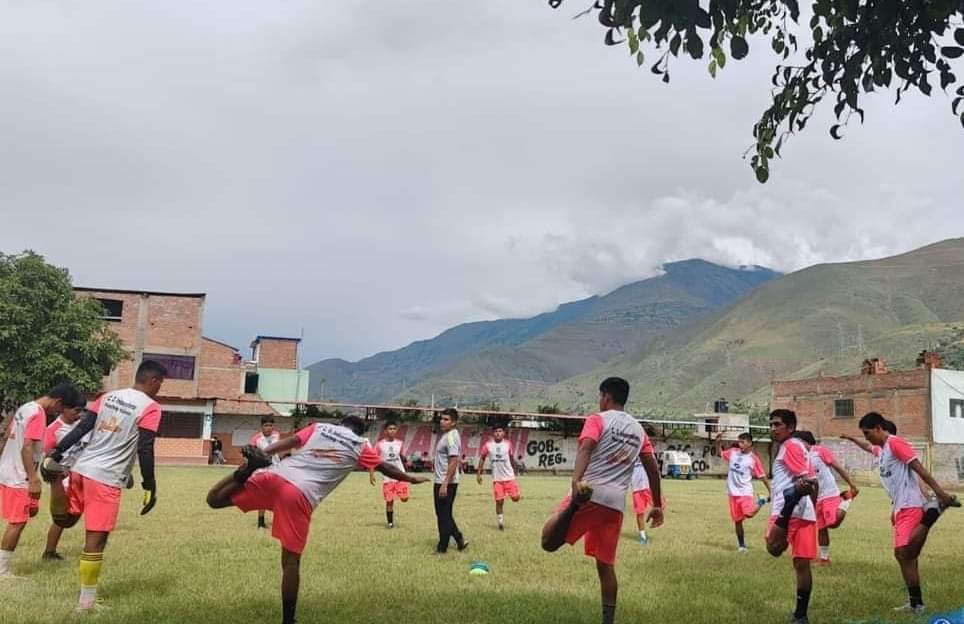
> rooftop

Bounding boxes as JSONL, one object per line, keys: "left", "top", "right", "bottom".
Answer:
{"left": 75, "top": 286, "right": 206, "bottom": 299}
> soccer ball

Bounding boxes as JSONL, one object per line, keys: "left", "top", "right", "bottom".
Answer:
{"left": 469, "top": 561, "right": 490, "bottom": 576}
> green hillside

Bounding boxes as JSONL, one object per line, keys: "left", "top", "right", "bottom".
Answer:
{"left": 534, "top": 238, "right": 964, "bottom": 415}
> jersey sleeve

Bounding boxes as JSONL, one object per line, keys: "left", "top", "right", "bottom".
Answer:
{"left": 446, "top": 431, "right": 461, "bottom": 457}
{"left": 871, "top": 445, "right": 882, "bottom": 458}
{"left": 88, "top": 395, "right": 104, "bottom": 414}
{"left": 24, "top": 406, "right": 45, "bottom": 441}
{"left": 888, "top": 436, "right": 918, "bottom": 464}
{"left": 479, "top": 441, "right": 489, "bottom": 459}
{"left": 294, "top": 424, "right": 317, "bottom": 448}
{"left": 751, "top": 454, "right": 766, "bottom": 478}
{"left": 817, "top": 446, "right": 835, "bottom": 465}
{"left": 137, "top": 402, "right": 162, "bottom": 433}
{"left": 357, "top": 444, "right": 381, "bottom": 470}
{"left": 721, "top": 448, "right": 733, "bottom": 462}
{"left": 43, "top": 422, "right": 59, "bottom": 452}
{"left": 578, "top": 414, "right": 604, "bottom": 444}
{"left": 783, "top": 440, "right": 811, "bottom": 477}
{"left": 641, "top": 434, "right": 655, "bottom": 455}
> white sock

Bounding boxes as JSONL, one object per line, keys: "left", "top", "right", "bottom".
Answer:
{"left": 839, "top": 499, "right": 851, "bottom": 512}
{"left": 79, "top": 585, "right": 97, "bottom": 608}
{"left": 0, "top": 549, "right": 12, "bottom": 574}
{"left": 819, "top": 545, "right": 830, "bottom": 560}
{"left": 497, "top": 514, "right": 504, "bottom": 524}
{"left": 639, "top": 530, "right": 647, "bottom": 539}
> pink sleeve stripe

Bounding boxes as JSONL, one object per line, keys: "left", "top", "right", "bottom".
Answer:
{"left": 888, "top": 436, "right": 918, "bottom": 464}
{"left": 357, "top": 444, "right": 381, "bottom": 470}
{"left": 137, "top": 402, "right": 162, "bottom": 433}
{"left": 294, "top": 424, "right": 317, "bottom": 448}
{"left": 24, "top": 406, "right": 46, "bottom": 441}
{"left": 578, "top": 414, "right": 604, "bottom": 443}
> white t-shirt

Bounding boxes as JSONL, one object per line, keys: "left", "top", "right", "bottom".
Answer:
{"left": 810, "top": 445, "right": 840, "bottom": 501}
{"left": 770, "top": 437, "right": 816, "bottom": 521}
{"left": 721, "top": 448, "right": 766, "bottom": 497}
{"left": 251, "top": 431, "right": 282, "bottom": 465}
{"left": 0, "top": 401, "right": 46, "bottom": 488}
{"left": 376, "top": 439, "right": 405, "bottom": 483}
{"left": 631, "top": 456, "right": 650, "bottom": 492}
{"left": 872, "top": 435, "right": 927, "bottom": 512}
{"left": 44, "top": 417, "right": 92, "bottom": 470}
{"left": 271, "top": 423, "right": 381, "bottom": 507}
{"left": 481, "top": 440, "right": 516, "bottom": 482}
{"left": 578, "top": 410, "right": 654, "bottom": 511}
{"left": 71, "top": 389, "right": 162, "bottom": 488}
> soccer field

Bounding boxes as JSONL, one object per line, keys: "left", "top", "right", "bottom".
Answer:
{"left": 2, "top": 468, "right": 963, "bottom": 624}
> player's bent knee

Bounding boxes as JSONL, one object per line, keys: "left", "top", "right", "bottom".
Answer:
{"left": 766, "top": 542, "right": 787, "bottom": 557}
{"left": 399, "top": 497, "right": 409, "bottom": 503}
{"left": 511, "top": 495, "right": 521, "bottom": 502}
{"left": 53, "top": 514, "right": 79, "bottom": 529}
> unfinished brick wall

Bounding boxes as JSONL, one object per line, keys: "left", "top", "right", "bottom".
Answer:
{"left": 255, "top": 339, "right": 298, "bottom": 369}
{"left": 198, "top": 338, "right": 244, "bottom": 399}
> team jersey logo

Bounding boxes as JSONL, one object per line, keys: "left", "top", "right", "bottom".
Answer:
{"left": 98, "top": 417, "right": 121, "bottom": 434}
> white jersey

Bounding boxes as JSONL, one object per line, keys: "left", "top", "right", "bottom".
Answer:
{"left": 872, "top": 435, "right": 927, "bottom": 512}
{"left": 376, "top": 439, "right": 405, "bottom": 483}
{"left": 579, "top": 410, "right": 653, "bottom": 512}
{"left": 481, "top": 440, "right": 516, "bottom": 482}
{"left": 631, "top": 456, "right": 650, "bottom": 492}
{"left": 71, "top": 389, "right": 162, "bottom": 489}
{"left": 45, "top": 417, "right": 92, "bottom": 470}
{"left": 770, "top": 437, "right": 816, "bottom": 521}
{"left": 721, "top": 448, "right": 766, "bottom": 497}
{"left": 251, "top": 431, "right": 282, "bottom": 465}
{"left": 810, "top": 445, "right": 840, "bottom": 501}
{"left": 272, "top": 423, "right": 380, "bottom": 507}
{"left": 0, "top": 401, "right": 46, "bottom": 488}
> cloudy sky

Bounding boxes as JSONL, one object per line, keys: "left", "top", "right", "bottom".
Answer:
{"left": 2, "top": 2, "right": 961, "bottom": 364}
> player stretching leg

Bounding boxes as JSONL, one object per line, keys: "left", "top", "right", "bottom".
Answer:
{"left": 792, "top": 431, "right": 859, "bottom": 565}
{"left": 541, "top": 378, "right": 663, "bottom": 624}
{"left": 41, "top": 401, "right": 93, "bottom": 561}
{"left": 714, "top": 431, "right": 771, "bottom": 552}
{"left": 841, "top": 412, "right": 960, "bottom": 615}
{"left": 370, "top": 420, "right": 409, "bottom": 528}
{"left": 476, "top": 425, "right": 521, "bottom": 531}
{"left": 206, "top": 415, "right": 427, "bottom": 624}
{"left": 0, "top": 384, "right": 80, "bottom": 578}
{"left": 41, "top": 361, "right": 165, "bottom": 612}
{"left": 765, "top": 410, "right": 818, "bottom": 624}
{"left": 251, "top": 416, "right": 281, "bottom": 529}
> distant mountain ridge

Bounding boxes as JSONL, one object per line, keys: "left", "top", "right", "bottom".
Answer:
{"left": 307, "top": 260, "right": 780, "bottom": 403}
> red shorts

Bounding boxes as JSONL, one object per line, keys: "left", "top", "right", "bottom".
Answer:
{"left": 493, "top": 480, "right": 521, "bottom": 502}
{"left": 891, "top": 507, "right": 924, "bottom": 548}
{"left": 632, "top": 489, "right": 653, "bottom": 516}
{"left": 67, "top": 473, "right": 121, "bottom": 532}
{"left": 382, "top": 481, "right": 410, "bottom": 503}
{"left": 556, "top": 497, "right": 622, "bottom": 566}
{"left": 0, "top": 485, "right": 39, "bottom": 524}
{"left": 232, "top": 472, "right": 314, "bottom": 554}
{"left": 816, "top": 496, "right": 841, "bottom": 530}
{"left": 728, "top": 495, "right": 758, "bottom": 522}
{"left": 766, "top": 516, "right": 817, "bottom": 560}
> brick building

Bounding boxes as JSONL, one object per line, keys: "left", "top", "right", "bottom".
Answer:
{"left": 76, "top": 288, "right": 308, "bottom": 464}
{"left": 771, "top": 351, "right": 964, "bottom": 488}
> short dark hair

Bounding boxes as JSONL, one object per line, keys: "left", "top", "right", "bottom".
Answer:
{"left": 599, "top": 377, "right": 630, "bottom": 406}
{"left": 883, "top": 419, "right": 897, "bottom": 435}
{"left": 858, "top": 411, "right": 887, "bottom": 430}
{"left": 384, "top": 420, "right": 399, "bottom": 428}
{"left": 737, "top": 432, "right": 753, "bottom": 443}
{"left": 440, "top": 408, "right": 459, "bottom": 422}
{"left": 260, "top": 415, "right": 275, "bottom": 425}
{"left": 769, "top": 409, "right": 797, "bottom": 429}
{"left": 341, "top": 415, "right": 366, "bottom": 436}
{"left": 793, "top": 430, "right": 817, "bottom": 446}
{"left": 493, "top": 424, "right": 505, "bottom": 432}
{"left": 47, "top": 383, "right": 84, "bottom": 408}
{"left": 136, "top": 360, "right": 167, "bottom": 383}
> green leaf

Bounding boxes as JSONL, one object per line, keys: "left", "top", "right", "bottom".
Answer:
{"left": 730, "top": 35, "right": 749, "bottom": 60}
{"left": 636, "top": 50, "right": 645, "bottom": 66}
{"left": 628, "top": 31, "right": 639, "bottom": 55}
{"left": 709, "top": 59, "right": 717, "bottom": 78}
{"left": 688, "top": 32, "right": 704, "bottom": 59}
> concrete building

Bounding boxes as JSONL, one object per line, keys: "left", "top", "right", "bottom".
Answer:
{"left": 76, "top": 288, "right": 308, "bottom": 465}
{"left": 771, "top": 351, "right": 964, "bottom": 488}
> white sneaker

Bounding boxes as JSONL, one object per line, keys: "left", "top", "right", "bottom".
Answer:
{"left": 737, "top": 546, "right": 748, "bottom": 553}
{"left": 892, "top": 603, "right": 925, "bottom": 615}
{"left": 76, "top": 600, "right": 110, "bottom": 614}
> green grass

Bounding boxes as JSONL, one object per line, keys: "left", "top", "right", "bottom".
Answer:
{"left": 2, "top": 468, "right": 963, "bottom": 623}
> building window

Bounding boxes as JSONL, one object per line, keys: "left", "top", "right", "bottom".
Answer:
{"left": 143, "top": 354, "right": 195, "bottom": 381}
{"left": 834, "top": 399, "right": 854, "bottom": 419}
{"left": 951, "top": 398, "right": 964, "bottom": 419}
{"left": 244, "top": 372, "right": 259, "bottom": 394}
{"left": 158, "top": 413, "right": 203, "bottom": 438}
{"left": 95, "top": 298, "right": 123, "bottom": 321}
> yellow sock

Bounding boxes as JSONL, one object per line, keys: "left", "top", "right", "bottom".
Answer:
{"left": 78, "top": 552, "right": 102, "bottom": 607}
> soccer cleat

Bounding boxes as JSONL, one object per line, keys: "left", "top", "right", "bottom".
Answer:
{"left": 241, "top": 445, "right": 273, "bottom": 472}
{"left": 387, "top": 523, "right": 394, "bottom": 529}
{"left": 638, "top": 534, "right": 648, "bottom": 546}
{"left": 817, "top": 558, "right": 831, "bottom": 566}
{"left": 786, "top": 616, "right": 809, "bottom": 624}
{"left": 892, "top": 603, "right": 925, "bottom": 615}
{"left": 737, "top": 546, "right": 748, "bottom": 553}
{"left": 457, "top": 540, "right": 470, "bottom": 552}
{"left": 41, "top": 551, "right": 64, "bottom": 561}
{"left": 498, "top": 523, "right": 504, "bottom": 531}
{"left": 756, "top": 497, "right": 767, "bottom": 509}
{"left": 946, "top": 495, "right": 961, "bottom": 509}
{"left": 76, "top": 599, "right": 110, "bottom": 614}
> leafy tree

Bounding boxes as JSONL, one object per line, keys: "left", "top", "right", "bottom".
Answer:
{"left": 549, "top": 0, "right": 964, "bottom": 182}
{"left": 0, "top": 251, "right": 126, "bottom": 413}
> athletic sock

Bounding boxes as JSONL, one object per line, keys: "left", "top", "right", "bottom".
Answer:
{"left": 387, "top": 511, "right": 394, "bottom": 525}
{"left": 819, "top": 546, "right": 830, "bottom": 560}
{"left": 0, "top": 549, "right": 13, "bottom": 574}
{"left": 908, "top": 585, "right": 923, "bottom": 608}
{"left": 794, "top": 588, "right": 811, "bottom": 619}
{"left": 737, "top": 535, "right": 746, "bottom": 548}
{"left": 78, "top": 552, "right": 103, "bottom": 608}
{"left": 601, "top": 604, "right": 616, "bottom": 624}
{"left": 497, "top": 514, "right": 504, "bottom": 525}
{"left": 282, "top": 596, "right": 297, "bottom": 624}
{"left": 639, "top": 530, "right": 647, "bottom": 540}
{"left": 839, "top": 498, "right": 852, "bottom": 512}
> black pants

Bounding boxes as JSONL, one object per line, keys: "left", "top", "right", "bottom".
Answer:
{"left": 433, "top": 483, "right": 463, "bottom": 552}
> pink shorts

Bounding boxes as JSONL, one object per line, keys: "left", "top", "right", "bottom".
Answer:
{"left": 766, "top": 516, "right": 817, "bottom": 560}
{"left": 382, "top": 481, "right": 410, "bottom": 503}
{"left": 892, "top": 507, "right": 924, "bottom": 548}
{"left": 729, "top": 495, "right": 758, "bottom": 522}
{"left": 633, "top": 489, "right": 653, "bottom": 516}
{"left": 556, "top": 497, "right": 622, "bottom": 566}
{"left": 816, "top": 496, "right": 841, "bottom": 530}
{"left": 232, "top": 471, "right": 314, "bottom": 554}
{"left": 67, "top": 474, "right": 121, "bottom": 532}
{"left": 0, "top": 485, "right": 39, "bottom": 524}
{"left": 493, "top": 480, "right": 521, "bottom": 502}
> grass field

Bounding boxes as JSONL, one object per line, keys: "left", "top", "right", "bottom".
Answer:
{"left": 2, "top": 468, "right": 963, "bottom": 624}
